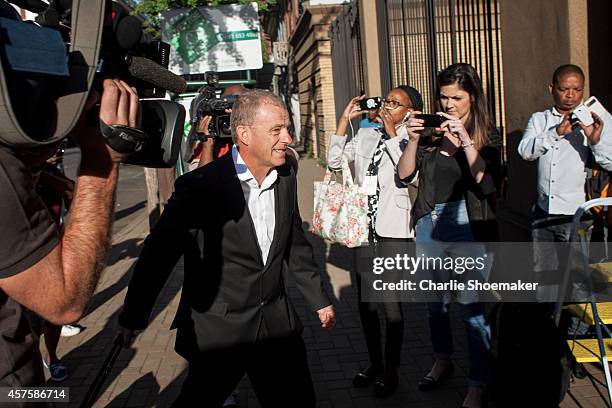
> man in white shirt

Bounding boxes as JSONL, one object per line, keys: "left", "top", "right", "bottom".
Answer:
{"left": 518, "top": 64, "right": 612, "bottom": 300}
{"left": 118, "top": 90, "right": 335, "bottom": 407}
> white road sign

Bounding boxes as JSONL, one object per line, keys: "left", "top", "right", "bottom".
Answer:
{"left": 161, "top": 2, "right": 263, "bottom": 74}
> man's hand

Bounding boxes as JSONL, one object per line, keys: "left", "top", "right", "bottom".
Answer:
{"left": 0, "top": 79, "right": 140, "bottom": 325}
{"left": 195, "top": 115, "right": 215, "bottom": 167}
{"left": 557, "top": 115, "right": 573, "bottom": 136}
{"left": 117, "top": 325, "right": 137, "bottom": 348}
{"left": 197, "top": 115, "right": 213, "bottom": 136}
{"left": 580, "top": 112, "right": 604, "bottom": 145}
{"left": 71, "top": 78, "right": 141, "bottom": 165}
{"left": 317, "top": 305, "right": 336, "bottom": 329}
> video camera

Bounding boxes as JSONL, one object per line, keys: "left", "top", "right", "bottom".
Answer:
{"left": 0, "top": 0, "right": 186, "bottom": 167}
{"left": 192, "top": 72, "right": 236, "bottom": 139}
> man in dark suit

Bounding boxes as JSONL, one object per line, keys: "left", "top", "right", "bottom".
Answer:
{"left": 118, "top": 90, "right": 335, "bottom": 407}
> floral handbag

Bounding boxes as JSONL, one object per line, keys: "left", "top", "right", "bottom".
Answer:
{"left": 311, "top": 158, "right": 369, "bottom": 248}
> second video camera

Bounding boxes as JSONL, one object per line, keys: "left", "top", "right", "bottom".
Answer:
{"left": 193, "top": 72, "right": 236, "bottom": 139}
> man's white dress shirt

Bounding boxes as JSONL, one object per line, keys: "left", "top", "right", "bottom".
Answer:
{"left": 232, "top": 145, "right": 277, "bottom": 263}
{"left": 518, "top": 107, "right": 612, "bottom": 215}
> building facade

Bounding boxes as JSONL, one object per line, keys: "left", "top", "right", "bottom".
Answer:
{"left": 329, "top": 0, "right": 612, "bottom": 238}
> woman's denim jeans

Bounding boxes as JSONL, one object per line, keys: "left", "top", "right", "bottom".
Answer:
{"left": 415, "top": 200, "right": 491, "bottom": 386}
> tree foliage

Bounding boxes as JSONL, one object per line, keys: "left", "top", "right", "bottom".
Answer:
{"left": 134, "top": 0, "right": 277, "bottom": 36}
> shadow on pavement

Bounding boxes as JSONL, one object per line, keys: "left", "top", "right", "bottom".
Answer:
{"left": 114, "top": 201, "right": 146, "bottom": 222}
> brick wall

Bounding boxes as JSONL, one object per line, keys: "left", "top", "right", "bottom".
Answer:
{"left": 290, "top": 5, "right": 343, "bottom": 160}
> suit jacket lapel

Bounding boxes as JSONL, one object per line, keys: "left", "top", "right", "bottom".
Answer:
{"left": 263, "top": 168, "right": 289, "bottom": 270}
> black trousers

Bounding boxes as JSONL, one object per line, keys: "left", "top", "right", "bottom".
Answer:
{"left": 172, "top": 334, "right": 315, "bottom": 408}
{"left": 354, "top": 235, "right": 409, "bottom": 369}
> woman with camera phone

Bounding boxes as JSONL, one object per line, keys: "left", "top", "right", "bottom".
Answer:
{"left": 327, "top": 85, "right": 423, "bottom": 397}
{"left": 397, "top": 64, "right": 501, "bottom": 408}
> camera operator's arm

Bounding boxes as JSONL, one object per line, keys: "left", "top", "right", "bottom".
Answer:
{"left": 0, "top": 79, "right": 138, "bottom": 325}
{"left": 197, "top": 115, "right": 214, "bottom": 167}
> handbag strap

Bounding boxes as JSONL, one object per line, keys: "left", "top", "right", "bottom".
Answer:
{"left": 324, "top": 157, "right": 356, "bottom": 186}
{"left": 341, "top": 157, "right": 355, "bottom": 187}
{"left": 0, "top": 0, "right": 105, "bottom": 147}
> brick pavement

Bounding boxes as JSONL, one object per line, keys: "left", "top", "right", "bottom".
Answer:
{"left": 47, "top": 158, "right": 611, "bottom": 408}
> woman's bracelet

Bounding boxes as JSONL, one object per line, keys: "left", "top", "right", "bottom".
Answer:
{"left": 461, "top": 140, "right": 475, "bottom": 149}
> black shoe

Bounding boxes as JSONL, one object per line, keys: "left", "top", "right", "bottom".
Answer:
{"left": 352, "top": 366, "right": 383, "bottom": 388}
{"left": 418, "top": 362, "right": 454, "bottom": 391}
{"left": 566, "top": 351, "right": 587, "bottom": 380}
{"left": 373, "top": 373, "right": 398, "bottom": 397}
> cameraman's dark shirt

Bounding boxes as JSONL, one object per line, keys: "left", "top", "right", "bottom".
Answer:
{"left": 0, "top": 146, "right": 58, "bottom": 385}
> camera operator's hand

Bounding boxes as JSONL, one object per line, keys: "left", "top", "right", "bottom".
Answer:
{"left": 197, "top": 115, "right": 213, "bottom": 137}
{"left": 72, "top": 79, "right": 141, "bottom": 165}
{"left": 197, "top": 115, "right": 215, "bottom": 167}
{"left": 335, "top": 95, "right": 366, "bottom": 137}
{"left": 406, "top": 111, "right": 425, "bottom": 142}
{"left": 0, "top": 79, "right": 140, "bottom": 326}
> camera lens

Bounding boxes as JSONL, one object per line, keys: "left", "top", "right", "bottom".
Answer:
{"left": 221, "top": 118, "right": 232, "bottom": 137}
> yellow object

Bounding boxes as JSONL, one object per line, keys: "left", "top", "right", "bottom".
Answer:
{"left": 567, "top": 302, "right": 612, "bottom": 325}
{"left": 568, "top": 338, "right": 612, "bottom": 363}
{"left": 590, "top": 262, "right": 612, "bottom": 282}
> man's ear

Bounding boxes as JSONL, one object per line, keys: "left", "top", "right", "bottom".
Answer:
{"left": 548, "top": 83, "right": 554, "bottom": 95}
{"left": 236, "top": 124, "right": 250, "bottom": 146}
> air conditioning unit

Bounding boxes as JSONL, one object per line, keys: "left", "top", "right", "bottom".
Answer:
{"left": 273, "top": 42, "right": 289, "bottom": 67}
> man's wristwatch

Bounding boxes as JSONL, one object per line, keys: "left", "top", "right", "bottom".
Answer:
{"left": 100, "top": 123, "right": 148, "bottom": 154}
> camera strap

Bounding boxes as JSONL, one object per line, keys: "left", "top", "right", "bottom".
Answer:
{"left": 0, "top": 0, "right": 105, "bottom": 147}
{"left": 100, "top": 123, "right": 148, "bottom": 154}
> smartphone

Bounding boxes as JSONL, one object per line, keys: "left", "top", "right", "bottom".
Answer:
{"left": 414, "top": 114, "right": 445, "bottom": 128}
{"left": 572, "top": 104, "right": 594, "bottom": 126}
{"left": 359, "top": 97, "right": 382, "bottom": 111}
{"left": 584, "top": 96, "right": 609, "bottom": 119}
{"left": 572, "top": 96, "right": 610, "bottom": 127}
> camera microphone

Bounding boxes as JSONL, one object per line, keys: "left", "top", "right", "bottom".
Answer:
{"left": 126, "top": 55, "right": 187, "bottom": 94}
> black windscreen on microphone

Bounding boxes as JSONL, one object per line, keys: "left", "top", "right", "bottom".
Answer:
{"left": 126, "top": 56, "right": 187, "bottom": 94}
{"left": 116, "top": 15, "right": 142, "bottom": 50}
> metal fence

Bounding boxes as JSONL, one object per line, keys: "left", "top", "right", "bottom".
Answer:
{"left": 330, "top": 2, "right": 366, "bottom": 125}
{"left": 379, "top": 0, "right": 505, "bottom": 139}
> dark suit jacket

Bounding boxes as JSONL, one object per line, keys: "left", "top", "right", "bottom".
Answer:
{"left": 118, "top": 153, "right": 330, "bottom": 359}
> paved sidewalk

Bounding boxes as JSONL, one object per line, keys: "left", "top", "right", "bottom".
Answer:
{"left": 48, "top": 158, "right": 609, "bottom": 407}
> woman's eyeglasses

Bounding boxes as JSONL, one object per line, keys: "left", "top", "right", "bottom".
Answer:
{"left": 383, "top": 99, "right": 411, "bottom": 110}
